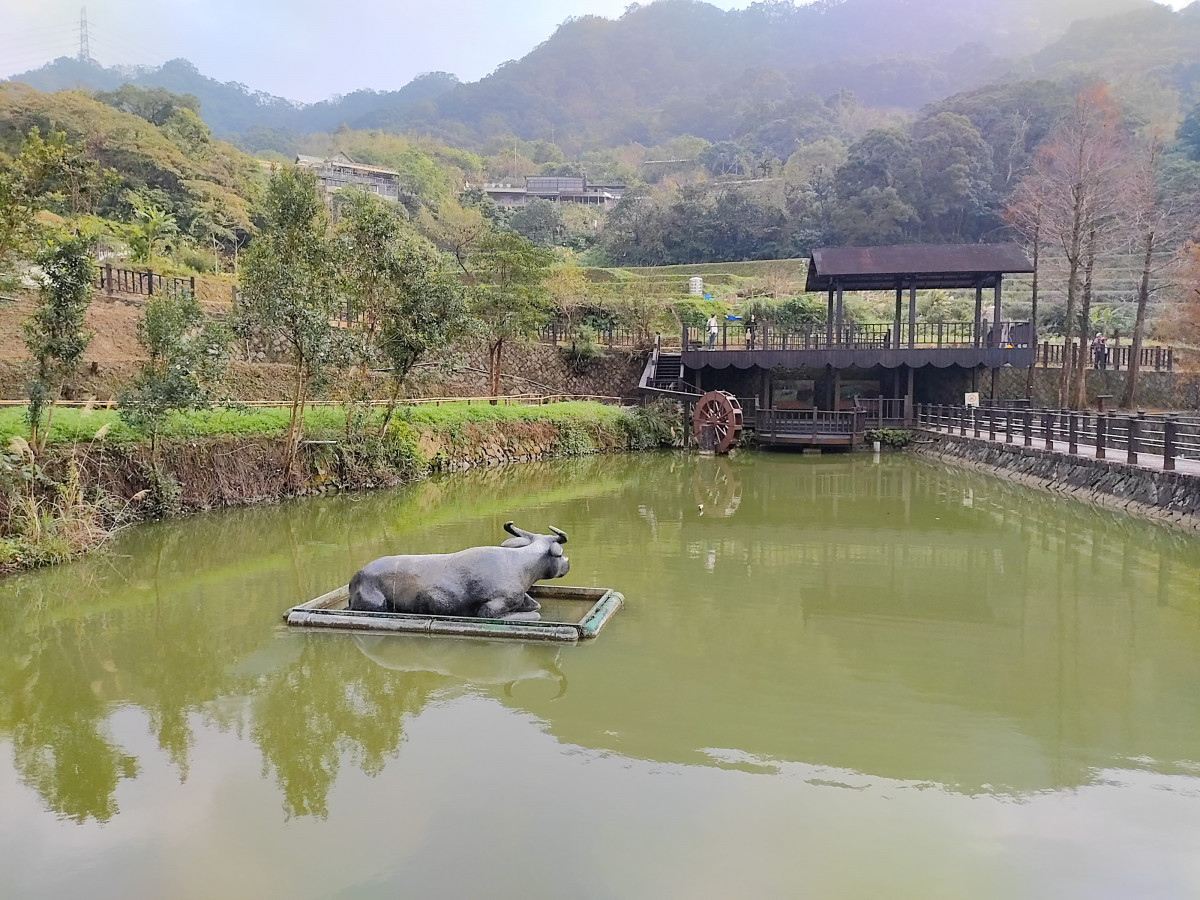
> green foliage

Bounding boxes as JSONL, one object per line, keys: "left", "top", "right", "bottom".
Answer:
{"left": 23, "top": 233, "right": 96, "bottom": 452}
{"left": 118, "top": 290, "right": 230, "bottom": 456}
{"left": 0, "top": 82, "right": 256, "bottom": 256}
{"left": 508, "top": 198, "right": 565, "bottom": 247}
{"left": 0, "top": 449, "right": 108, "bottom": 573}
{"left": 468, "top": 230, "right": 555, "bottom": 394}
{"left": 123, "top": 193, "right": 179, "bottom": 262}
{"left": 336, "top": 190, "right": 470, "bottom": 386}
{"left": 95, "top": 84, "right": 201, "bottom": 127}
{"left": 558, "top": 324, "right": 602, "bottom": 373}
{"left": 865, "top": 428, "right": 913, "bottom": 448}
{"left": 237, "top": 166, "right": 342, "bottom": 457}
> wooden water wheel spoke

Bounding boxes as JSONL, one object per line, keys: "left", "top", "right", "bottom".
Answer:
{"left": 691, "top": 391, "right": 744, "bottom": 454}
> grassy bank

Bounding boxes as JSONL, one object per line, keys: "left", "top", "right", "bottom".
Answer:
{"left": 0, "top": 399, "right": 681, "bottom": 574}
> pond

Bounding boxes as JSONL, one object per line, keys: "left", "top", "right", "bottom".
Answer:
{"left": 2, "top": 452, "right": 1199, "bottom": 898}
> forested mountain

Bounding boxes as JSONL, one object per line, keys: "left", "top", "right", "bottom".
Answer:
{"left": 7, "top": 0, "right": 1173, "bottom": 153}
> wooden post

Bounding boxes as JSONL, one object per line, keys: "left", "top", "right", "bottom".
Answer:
{"left": 908, "top": 285, "right": 917, "bottom": 349}
{"left": 1167, "top": 347, "right": 1174, "bottom": 372}
{"left": 974, "top": 283, "right": 983, "bottom": 347}
{"left": 1096, "top": 413, "right": 1106, "bottom": 459}
{"left": 960, "top": 405, "right": 967, "bottom": 436}
{"left": 905, "top": 365, "right": 914, "bottom": 423}
{"left": 1127, "top": 415, "right": 1138, "bottom": 465}
{"left": 1043, "top": 411, "right": 1054, "bottom": 450}
{"left": 1164, "top": 416, "right": 1176, "bottom": 471}
{"left": 1024, "top": 409, "right": 1033, "bottom": 447}
{"left": 1068, "top": 412, "right": 1078, "bottom": 454}
{"left": 894, "top": 284, "right": 903, "bottom": 348}
{"left": 146, "top": 269, "right": 154, "bottom": 295}
{"left": 973, "top": 406, "right": 981, "bottom": 438}
{"left": 722, "top": 318, "right": 727, "bottom": 350}
{"left": 1005, "top": 408, "right": 1013, "bottom": 443}
{"left": 104, "top": 263, "right": 113, "bottom": 296}
{"left": 835, "top": 283, "right": 844, "bottom": 346}
{"left": 826, "top": 287, "right": 834, "bottom": 346}
{"left": 992, "top": 276, "right": 1003, "bottom": 347}
{"left": 988, "top": 408, "right": 996, "bottom": 441}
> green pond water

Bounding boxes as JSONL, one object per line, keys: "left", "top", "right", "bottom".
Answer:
{"left": 2, "top": 452, "right": 1200, "bottom": 898}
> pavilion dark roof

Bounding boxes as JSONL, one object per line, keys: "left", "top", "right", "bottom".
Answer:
{"left": 805, "top": 243, "right": 1034, "bottom": 292}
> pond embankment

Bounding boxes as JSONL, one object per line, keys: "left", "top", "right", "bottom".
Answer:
{"left": 0, "top": 400, "right": 680, "bottom": 573}
{"left": 914, "top": 430, "right": 1200, "bottom": 529}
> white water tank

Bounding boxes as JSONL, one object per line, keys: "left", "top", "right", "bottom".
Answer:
{"left": 688, "top": 276, "right": 703, "bottom": 296}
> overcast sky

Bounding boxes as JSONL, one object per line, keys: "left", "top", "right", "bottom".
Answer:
{"left": 0, "top": 0, "right": 1193, "bottom": 103}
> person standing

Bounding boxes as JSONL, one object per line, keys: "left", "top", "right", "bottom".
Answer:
{"left": 1091, "top": 332, "right": 1108, "bottom": 370}
{"left": 745, "top": 314, "right": 758, "bottom": 350}
{"left": 707, "top": 314, "right": 719, "bottom": 350}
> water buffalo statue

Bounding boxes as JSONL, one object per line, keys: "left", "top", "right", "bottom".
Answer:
{"left": 347, "top": 522, "right": 570, "bottom": 620}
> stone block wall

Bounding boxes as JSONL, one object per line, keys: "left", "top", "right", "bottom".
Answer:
{"left": 994, "top": 367, "right": 1200, "bottom": 410}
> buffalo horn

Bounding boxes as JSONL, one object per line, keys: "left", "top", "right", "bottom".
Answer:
{"left": 549, "top": 526, "right": 568, "bottom": 544}
{"left": 504, "top": 521, "right": 535, "bottom": 540}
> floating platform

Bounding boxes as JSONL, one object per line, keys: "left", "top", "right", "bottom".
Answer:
{"left": 284, "top": 584, "right": 624, "bottom": 643}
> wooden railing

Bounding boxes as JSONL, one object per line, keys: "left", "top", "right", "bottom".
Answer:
{"left": 98, "top": 264, "right": 195, "bottom": 300}
{"left": 685, "top": 321, "right": 1031, "bottom": 352}
{"left": 1034, "top": 341, "right": 1173, "bottom": 372}
{"left": 756, "top": 408, "right": 867, "bottom": 437}
{"left": 916, "top": 404, "right": 1200, "bottom": 470}
{"left": 536, "top": 323, "right": 658, "bottom": 349}
{"left": 856, "top": 397, "right": 908, "bottom": 425}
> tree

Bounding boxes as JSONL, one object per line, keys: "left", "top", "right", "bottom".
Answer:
{"left": 0, "top": 128, "right": 101, "bottom": 284}
{"left": 912, "top": 112, "right": 994, "bottom": 240}
{"left": 238, "top": 167, "right": 341, "bottom": 470}
{"left": 118, "top": 290, "right": 229, "bottom": 461}
{"left": 468, "top": 231, "right": 554, "bottom": 396}
{"left": 334, "top": 191, "right": 470, "bottom": 434}
{"left": 1004, "top": 179, "right": 1044, "bottom": 399}
{"left": 1120, "top": 137, "right": 1200, "bottom": 409}
{"left": 124, "top": 194, "right": 179, "bottom": 263}
{"left": 1019, "top": 87, "right": 1125, "bottom": 408}
{"left": 508, "top": 198, "right": 565, "bottom": 247}
{"left": 23, "top": 233, "right": 95, "bottom": 454}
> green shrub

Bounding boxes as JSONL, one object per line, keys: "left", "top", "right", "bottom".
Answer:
{"left": 865, "top": 428, "right": 913, "bottom": 449}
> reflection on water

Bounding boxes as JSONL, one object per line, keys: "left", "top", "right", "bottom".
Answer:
{"left": 2, "top": 452, "right": 1200, "bottom": 895}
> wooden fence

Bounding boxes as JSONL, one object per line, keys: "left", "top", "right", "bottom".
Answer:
{"left": 916, "top": 403, "right": 1200, "bottom": 470}
{"left": 97, "top": 265, "right": 238, "bottom": 305}
{"left": 1035, "top": 342, "right": 1173, "bottom": 372}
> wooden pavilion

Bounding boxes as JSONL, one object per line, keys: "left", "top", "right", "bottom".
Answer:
{"left": 642, "top": 243, "right": 1036, "bottom": 446}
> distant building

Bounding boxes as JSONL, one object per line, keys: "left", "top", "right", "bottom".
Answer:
{"left": 477, "top": 175, "right": 624, "bottom": 208}
{"left": 295, "top": 152, "right": 401, "bottom": 201}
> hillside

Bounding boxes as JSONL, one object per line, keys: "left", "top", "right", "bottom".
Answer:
{"left": 6, "top": 0, "right": 1166, "bottom": 153}
{"left": 0, "top": 82, "right": 260, "bottom": 247}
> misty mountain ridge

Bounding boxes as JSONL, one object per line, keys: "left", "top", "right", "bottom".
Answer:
{"left": 6, "top": 0, "right": 1193, "bottom": 153}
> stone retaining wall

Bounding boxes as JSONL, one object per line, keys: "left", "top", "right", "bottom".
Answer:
{"left": 994, "top": 367, "right": 1200, "bottom": 410}
{"left": 913, "top": 431, "right": 1200, "bottom": 529}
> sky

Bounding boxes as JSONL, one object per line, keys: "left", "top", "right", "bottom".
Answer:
{"left": 0, "top": 0, "right": 1193, "bottom": 104}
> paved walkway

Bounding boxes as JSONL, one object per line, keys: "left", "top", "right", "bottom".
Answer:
{"left": 918, "top": 423, "right": 1200, "bottom": 479}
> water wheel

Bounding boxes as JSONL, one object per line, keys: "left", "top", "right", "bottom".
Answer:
{"left": 691, "top": 391, "right": 744, "bottom": 454}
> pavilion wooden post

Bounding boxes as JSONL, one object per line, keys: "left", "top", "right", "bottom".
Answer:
{"left": 826, "top": 287, "right": 834, "bottom": 346}
{"left": 835, "top": 283, "right": 844, "bottom": 347}
{"left": 907, "top": 285, "right": 916, "bottom": 349}
{"left": 992, "top": 275, "right": 1003, "bottom": 347}
{"left": 894, "top": 284, "right": 903, "bottom": 349}
{"left": 974, "top": 282, "right": 983, "bottom": 348}
{"left": 905, "top": 366, "right": 914, "bottom": 423}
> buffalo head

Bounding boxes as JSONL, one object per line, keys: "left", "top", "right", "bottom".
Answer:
{"left": 502, "top": 522, "right": 570, "bottom": 579}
